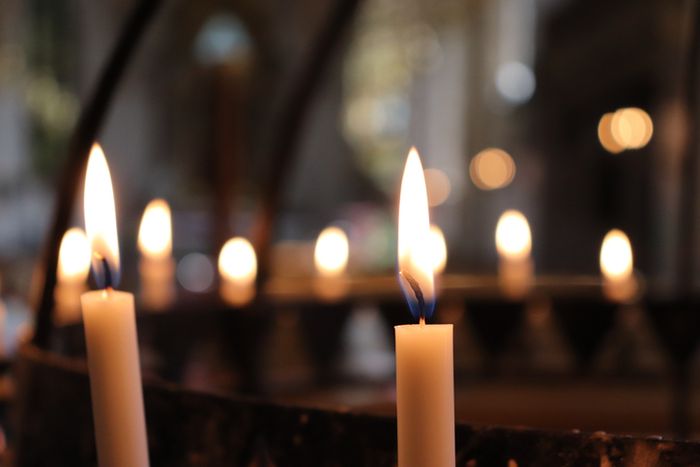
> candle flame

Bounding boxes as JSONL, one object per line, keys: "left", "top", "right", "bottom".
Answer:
{"left": 314, "top": 226, "right": 349, "bottom": 277}
{"left": 398, "top": 147, "right": 435, "bottom": 321}
{"left": 429, "top": 225, "right": 447, "bottom": 274}
{"left": 495, "top": 210, "right": 531, "bottom": 261}
{"left": 58, "top": 227, "right": 91, "bottom": 283}
{"left": 84, "top": 143, "right": 121, "bottom": 288}
{"left": 138, "top": 198, "right": 172, "bottom": 260}
{"left": 600, "top": 229, "right": 633, "bottom": 280}
{"left": 218, "top": 237, "right": 257, "bottom": 286}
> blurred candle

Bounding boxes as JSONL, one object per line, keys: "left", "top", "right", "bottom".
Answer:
{"left": 81, "top": 144, "right": 150, "bottom": 467}
{"left": 429, "top": 224, "right": 447, "bottom": 275}
{"left": 218, "top": 237, "right": 256, "bottom": 307}
{"left": 137, "top": 199, "right": 175, "bottom": 311}
{"left": 55, "top": 227, "right": 91, "bottom": 324}
{"left": 495, "top": 210, "right": 533, "bottom": 299}
{"left": 395, "top": 148, "right": 455, "bottom": 467}
{"left": 313, "top": 226, "right": 349, "bottom": 301}
{"left": 600, "top": 229, "right": 637, "bottom": 303}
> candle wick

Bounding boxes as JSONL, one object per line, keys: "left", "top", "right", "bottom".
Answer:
{"left": 419, "top": 315, "right": 426, "bottom": 326}
{"left": 399, "top": 270, "right": 426, "bottom": 323}
{"left": 101, "top": 257, "right": 113, "bottom": 289}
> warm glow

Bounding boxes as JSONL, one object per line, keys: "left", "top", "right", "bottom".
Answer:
{"left": 469, "top": 148, "right": 516, "bottom": 190}
{"left": 398, "top": 147, "right": 435, "bottom": 319}
{"left": 598, "top": 113, "right": 624, "bottom": 154}
{"left": 599, "top": 108, "right": 653, "bottom": 153}
{"left": 424, "top": 168, "right": 452, "bottom": 207}
{"left": 314, "top": 226, "right": 349, "bottom": 277}
{"left": 218, "top": 237, "right": 257, "bottom": 286}
{"left": 84, "top": 143, "right": 121, "bottom": 287}
{"left": 600, "top": 229, "right": 633, "bottom": 280}
{"left": 138, "top": 199, "right": 172, "bottom": 260}
{"left": 495, "top": 210, "right": 532, "bottom": 261}
{"left": 429, "top": 225, "right": 447, "bottom": 274}
{"left": 58, "top": 227, "right": 91, "bottom": 283}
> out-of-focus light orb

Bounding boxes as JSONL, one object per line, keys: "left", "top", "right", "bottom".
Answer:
{"left": 424, "top": 168, "right": 452, "bottom": 207}
{"left": 469, "top": 148, "right": 516, "bottom": 190}
{"left": 177, "top": 253, "right": 215, "bottom": 293}
{"left": 138, "top": 199, "right": 172, "bottom": 260}
{"left": 314, "top": 227, "right": 349, "bottom": 277}
{"left": 495, "top": 210, "right": 532, "bottom": 261}
{"left": 600, "top": 229, "right": 633, "bottom": 280}
{"left": 599, "top": 108, "right": 653, "bottom": 153}
{"left": 58, "top": 227, "right": 91, "bottom": 283}
{"left": 219, "top": 237, "right": 257, "bottom": 286}
{"left": 495, "top": 61, "right": 536, "bottom": 105}
{"left": 598, "top": 113, "right": 624, "bottom": 154}
{"left": 429, "top": 225, "right": 447, "bottom": 274}
{"left": 194, "top": 14, "right": 251, "bottom": 65}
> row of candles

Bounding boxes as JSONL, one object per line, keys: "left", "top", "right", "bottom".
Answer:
{"left": 54, "top": 190, "right": 637, "bottom": 326}
{"left": 59, "top": 144, "right": 638, "bottom": 467}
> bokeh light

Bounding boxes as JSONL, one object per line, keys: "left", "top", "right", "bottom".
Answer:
{"left": 138, "top": 199, "right": 172, "bottom": 260}
{"left": 495, "top": 61, "right": 536, "bottom": 105}
{"left": 429, "top": 225, "right": 447, "bottom": 274}
{"left": 469, "top": 148, "right": 516, "bottom": 190}
{"left": 424, "top": 168, "right": 452, "bottom": 207}
{"left": 600, "top": 229, "right": 633, "bottom": 280}
{"left": 218, "top": 237, "right": 257, "bottom": 286}
{"left": 495, "top": 210, "right": 532, "bottom": 261}
{"left": 314, "top": 227, "right": 349, "bottom": 277}
{"left": 599, "top": 108, "right": 653, "bottom": 153}
{"left": 57, "top": 227, "right": 91, "bottom": 283}
{"left": 177, "top": 253, "right": 215, "bottom": 293}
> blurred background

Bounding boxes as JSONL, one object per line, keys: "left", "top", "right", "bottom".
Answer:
{"left": 2, "top": 0, "right": 700, "bottom": 441}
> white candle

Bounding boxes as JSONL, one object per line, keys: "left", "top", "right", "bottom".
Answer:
{"left": 82, "top": 143, "right": 150, "bottom": 467}
{"left": 395, "top": 148, "right": 455, "bottom": 467}
{"left": 600, "top": 229, "right": 637, "bottom": 302}
{"left": 218, "top": 237, "right": 257, "bottom": 307}
{"left": 495, "top": 210, "right": 534, "bottom": 299}
{"left": 138, "top": 199, "right": 175, "bottom": 311}
{"left": 55, "top": 227, "right": 91, "bottom": 324}
{"left": 313, "top": 226, "right": 349, "bottom": 301}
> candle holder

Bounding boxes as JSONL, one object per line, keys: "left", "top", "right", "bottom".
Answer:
{"left": 12, "top": 0, "right": 700, "bottom": 463}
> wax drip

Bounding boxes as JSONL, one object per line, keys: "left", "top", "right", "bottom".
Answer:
{"left": 399, "top": 270, "right": 426, "bottom": 323}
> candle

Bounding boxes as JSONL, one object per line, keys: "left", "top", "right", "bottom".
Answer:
{"left": 313, "top": 226, "right": 349, "bottom": 301}
{"left": 55, "top": 227, "right": 91, "bottom": 324}
{"left": 600, "top": 229, "right": 637, "bottom": 302}
{"left": 395, "top": 148, "right": 455, "bottom": 467}
{"left": 218, "top": 237, "right": 257, "bottom": 307}
{"left": 495, "top": 209, "right": 533, "bottom": 299}
{"left": 81, "top": 143, "right": 150, "bottom": 467}
{"left": 137, "top": 199, "right": 175, "bottom": 311}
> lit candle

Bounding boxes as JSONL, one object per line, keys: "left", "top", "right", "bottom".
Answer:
{"left": 55, "top": 227, "right": 91, "bottom": 324}
{"left": 395, "top": 148, "right": 455, "bottom": 467}
{"left": 495, "top": 210, "right": 534, "bottom": 299}
{"left": 600, "top": 229, "right": 637, "bottom": 303}
{"left": 313, "top": 226, "right": 349, "bottom": 301}
{"left": 137, "top": 199, "right": 175, "bottom": 311}
{"left": 81, "top": 144, "right": 150, "bottom": 467}
{"left": 218, "top": 237, "right": 257, "bottom": 307}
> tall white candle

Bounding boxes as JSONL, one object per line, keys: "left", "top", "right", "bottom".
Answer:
{"left": 138, "top": 198, "right": 175, "bottom": 311}
{"left": 82, "top": 143, "right": 150, "bottom": 467}
{"left": 495, "top": 210, "right": 533, "bottom": 299}
{"left": 395, "top": 148, "right": 455, "bottom": 467}
{"left": 55, "top": 227, "right": 91, "bottom": 324}
{"left": 218, "top": 237, "right": 257, "bottom": 307}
